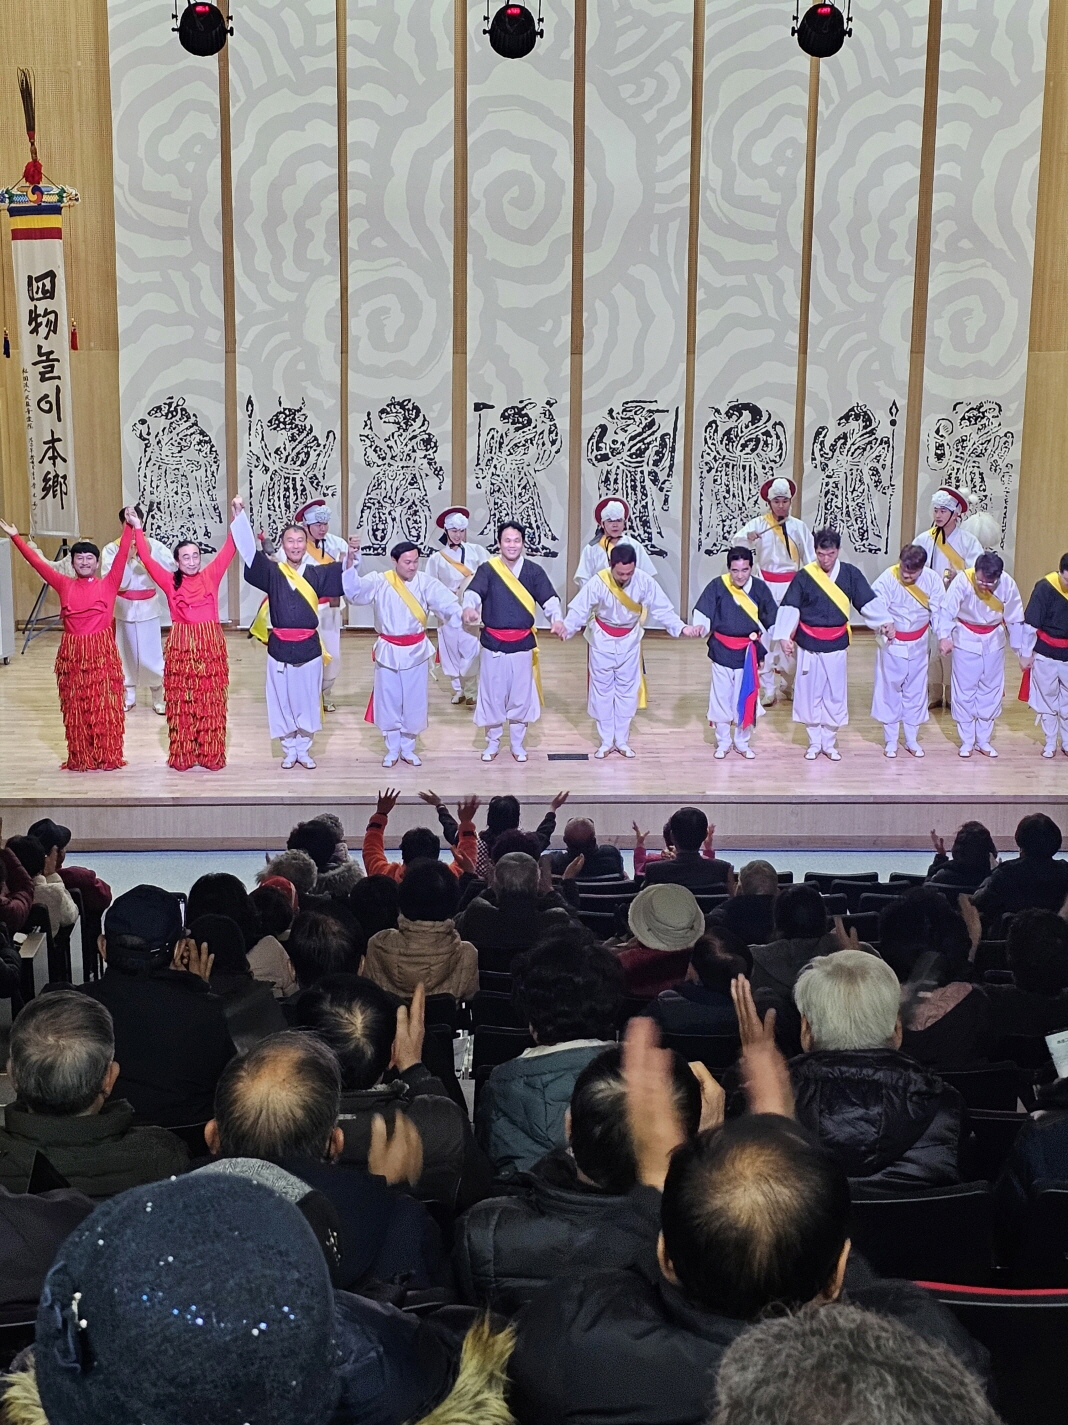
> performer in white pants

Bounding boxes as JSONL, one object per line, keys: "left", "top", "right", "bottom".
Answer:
{"left": 573, "top": 498, "right": 658, "bottom": 585}
{"left": 343, "top": 541, "right": 462, "bottom": 768}
{"left": 732, "top": 477, "right": 814, "bottom": 706}
{"left": 102, "top": 509, "right": 174, "bottom": 714}
{"left": 692, "top": 548, "right": 779, "bottom": 759}
{"left": 914, "top": 487, "right": 983, "bottom": 710}
{"left": 1019, "top": 557, "right": 1068, "bottom": 757}
{"left": 295, "top": 501, "right": 349, "bottom": 712}
{"left": 426, "top": 507, "right": 488, "bottom": 706}
{"left": 933, "top": 551, "right": 1026, "bottom": 758}
{"left": 870, "top": 545, "right": 945, "bottom": 759}
{"left": 558, "top": 542, "right": 698, "bottom": 757}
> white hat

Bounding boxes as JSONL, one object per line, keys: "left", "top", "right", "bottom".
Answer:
{"left": 765, "top": 477, "right": 795, "bottom": 502}
{"left": 962, "top": 512, "right": 1000, "bottom": 550}
{"left": 443, "top": 511, "right": 469, "bottom": 531}
{"left": 295, "top": 501, "right": 330, "bottom": 527}
{"left": 599, "top": 500, "right": 626, "bottom": 522}
{"left": 932, "top": 487, "right": 968, "bottom": 516}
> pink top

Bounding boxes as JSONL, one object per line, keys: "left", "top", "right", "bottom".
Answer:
{"left": 135, "top": 528, "right": 236, "bottom": 625}
{"left": 11, "top": 525, "right": 133, "bottom": 636}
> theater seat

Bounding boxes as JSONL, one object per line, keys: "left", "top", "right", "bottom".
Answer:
{"left": 939, "top": 1062, "right": 1020, "bottom": 1112}
{"left": 848, "top": 1181, "right": 995, "bottom": 1285}
{"left": 803, "top": 870, "right": 879, "bottom": 893}
{"left": 1006, "top": 1184, "right": 1068, "bottom": 1288}
{"left": 660, "top": 1030, "right": 740, "bottom": 1071}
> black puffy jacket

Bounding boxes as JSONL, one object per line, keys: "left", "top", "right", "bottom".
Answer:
{"left": 791, "top": 1048, "right": 964, "bottom": 1190}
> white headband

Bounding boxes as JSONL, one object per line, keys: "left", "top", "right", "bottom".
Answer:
{"left": 444, "top": 512, "right": 469, "bottom": 531}
{"left": 767, "top": 479, "right": 793, "bottom": 501}
{"left": 932, "top": 490, "right": 964, "bottom": 514}
{"left": 600, "top": 501, "right": 626, "bottom": 522}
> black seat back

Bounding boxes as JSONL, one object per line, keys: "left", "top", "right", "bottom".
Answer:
{"left": 804, "top": 871, "right": 879, "bottom": 893}
{"left": 1009, "top": 1184, "right": 1068, "bottom": 1288}
{"left": 939, "top": 1061, "right": 1020, "bottom": 1112}
{"left": 847, "top": 1181, "right": 994, "bottom": 1285}
{"left": 470, "top": 991, "right": 526, "bottom": 1030}
{"left": 660, "top": 1030, "right": 740, "bottom": 1071}
{"left": 472, "top": 1025, "right": 533, "bottom": 1073}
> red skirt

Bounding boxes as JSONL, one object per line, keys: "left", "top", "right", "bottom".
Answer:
{"left": 163, "top": 621, "right": 229, "bottom": 770}
{"left": 54, "top": 628, "right": 126, "bottom": 771}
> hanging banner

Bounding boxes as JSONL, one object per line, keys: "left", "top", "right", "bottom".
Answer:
{"left": 2, "top": 197, "right": 79, "bottom": 536}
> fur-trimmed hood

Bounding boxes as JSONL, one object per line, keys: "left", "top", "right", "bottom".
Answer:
{"left": 314, "top": 857, "right": 364, "bottom": 900}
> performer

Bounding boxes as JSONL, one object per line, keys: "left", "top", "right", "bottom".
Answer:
{"left": 870, "top": 544, "right": 945, "bottom": 759}
{"left": 692, "top": 547, "right": 779, "bottom": 760}
{"left": 127, "top": 504, "right": 239, "bottom": 771}
{"left": 101, "top": 509, "right": 174, "bottom": 716}
{"left": 914, "top": 487, "right": 984, "bottom": 709}
{"left": 573, "top": 498, "right": 657, "bottom": 585}
{"left": 1021, "top": 555, "right": 1068, "bottom": 758}
{"left": 773, "top": 528, "right": 893, "bottom": 761}
{"left": 732, "top": 476, "right": 814, "bottom": 706}
{"left": 1, "top": 514, "right": 134, "bottom": 771}
{"left": 233, "top": 507, "right": 348, "bottom": 770}
{"left": 461, "top": 521, "right": 564, "bottom": 763}
{"left": 295, "top": 500, "right": 348, "bottom": 713}
{"left": 426, "top": 507, "right": 488, "bottom": 706}
{"left": 343, "top": 541, "right": 462, "bottom": 768}
{"left": 558, "top": 543, "right": 699, "bottom": 758}
{"left": 933, "top": 551, "right": 1026, "bottom": 759}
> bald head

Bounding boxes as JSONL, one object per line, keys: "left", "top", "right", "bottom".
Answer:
{"left": 564, "top": 817, "right": 597, "bottom": 852}
{"left": 210, "top": 1032, "right": 341, "bottom": 1161}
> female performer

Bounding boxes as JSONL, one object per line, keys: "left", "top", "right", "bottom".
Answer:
{"left": 127, "top": 501, "right": 240, "bottom": 770}
{"left": 0, "top": 514, "right": 133, "bottom": 770}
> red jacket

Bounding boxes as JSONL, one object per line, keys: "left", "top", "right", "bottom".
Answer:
{"left": 59, "top": 863, "right": 113, "bottom": 919}
{"left": 617, "top": 944, "right": 693, "bottom": 1000}
{"left": 0, "top": 848, "right": 34, "bottom": 935}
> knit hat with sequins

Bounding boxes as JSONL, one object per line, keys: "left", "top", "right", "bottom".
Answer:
{"left": 33, "top": 1174, "right": 340, "bottom": 1425}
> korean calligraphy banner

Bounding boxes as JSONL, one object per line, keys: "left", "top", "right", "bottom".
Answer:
{"left": 6, "top": 203, "right": 79, "bottom": 536}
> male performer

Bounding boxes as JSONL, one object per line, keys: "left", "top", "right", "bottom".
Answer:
{"left": 732, "top": 476, "right": 814, "bottom": 706}
{"left": 295, "top": 500, "right": 348, "bottom": 712}
{"left": 870, "top": 544, "right": 945, "bottom": 759}
{"left": 915, "top": 487, "right": 983, "bottom": 709}
{"left": 558, "top": 543, "right": 699, "bottom": 758}
{"left": 343, "top": 541, "right": 462, "bottom": 768}
{"left": 232, "top": 500, "right": 348, "bottom": 770}
{"left": 574, "top": 498, "right": 658, "bottom": 585}
{"left": 773, "top": 527, "right": 893, "bottom": 761}
{"left": 461, "top": 521, "right": 564, "bottom": 763}
{"left": 426, "top": 506, "right": 489, "bottom": 706}
{"left": 100, "top": 510, "right": 175, "bottom": 715}
{"left": 692, "top": 547, "right": 779, "bottom": 760}
{"left": 1021, "top": 555, "right": 1068, "bottom": 757}
{"left": 933, "top": 551, "right": 1026, "bottom": 759}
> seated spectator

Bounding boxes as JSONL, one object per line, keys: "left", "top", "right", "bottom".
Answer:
{"left": 457, "top": 851, "right": 573, "bottom": 968}
{"left": 362, "top": 859, "right": 479, "bottom": 1000}
{"left": 286, "top": 908, "right": 367, "bottom": 990}
{"left": 0, "top": 989, "right": 188, "bottom": 1197}
{"left": 82, "top": 885, "right": 236, "bottom": 1127}
{"left": 456, "top": 1044, "right": 702, "bottom": 1314}
{"left": 0, "top": 924, "right": 23, "bottom": 1010}
{"left": 0, "top": 1182, "right": 94, "bottom": 1326}
{"left": 549, "top": 818, "right": 625, "bottom": 879}
{"left": 288, "top": 816, "right": 364, "bottom": 900}
{"left": 309, "top": 810, "right": 350, "bottom": 863}
{"left": 6, "top": 834, "right": 78, "bottom": 938}
{"left": 294, "top": 976, "right": 483, "bottom": 1207}
{"left": 27, "top": 817, "right": 112, "bottom": 919}
{"left": 0, "top": 834, "right": 34, "bottom": 936}
{"left": 638, "top": 806, "right": 731, "bottom": 890}
{"left": 477, "top": 932, "right": 623, "bottom": 1177}
{"left": 256, "top": 847, "right": 318, "bottom": 902}
{"left": 710, "top": 1303, "right": 1000, "bottom": 1425}
{"left": 972, "top": 812, "right": 1068, "bottom": 925}
{"left": 350, "top": 873, "right": 402, "bottom": 937}
{"left": 426, "top": 789, "right": 567, "bottom": 876}
{"left": 984, "top": 907, "right": 1068, "bottom": 1039}
{"left": 246, "top": 882, "right": 298, "bottom": 998}
{"left": 362, "top": 790, "right": 478, "bottom": 882}
{"left": 618, "top": 883, "right": 705, "bottom": 997}
{"left": 927, "top": 820, "right": 998, "bottom": 889}
{"left": 205, "top": 1031, "right": 446, "bottom": 1294}
{"left": 791, "top": 951, "right": 963, "bottom": 1189}
{"left": 185, "top": 870, "right": 259, "bottom": 948}
{"left": 648, "top": 929, "right": 750, "bottom": 1035}
{"left": 709, "top": 858, "right": 778, "bottom": 944}
{"left": 187, "top": 913, "right": 286, "bottom": 1051}
{"left": 633, "top": 817, "right": 718, "bottom": 876}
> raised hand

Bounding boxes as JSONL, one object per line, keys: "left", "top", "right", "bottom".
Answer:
{"left": 731, "top": 975, "right": 794, "bottom": 1119}
{"left": 688, "top": 1060, "right": 725, "bottom": 1133}
{"left": 622, "top": 1016, "right": 687, "bottom": 1191}
{"left": 456, "top": 794, "right": 481, "bottom": 823}
{"left": 123, "top": 506, "right": 142, "bottom": 529}
{"left": 418, "top": 790, "right": 443, "bottom": 808}
{"left": 230, "top": 495, "right": 244, "bottom": 517}
{"left": 562, "top": 852, "right": 586, "bottom": 881}
{"left": 550, "top": 790, "right": 570, "bottom": 812}
{"left": 930, "top": 829, "right": 946, "bottom": 856}
{"left": 632, "top": 821, "right": 648, "bottom": 843}
{"left": 391, "top": 982, "right": 426, "bottom": 1073}
{"left": 375, "top": 788, "right": 399, "bottom": 817}
{"left": 0, "top": 520, "right": 16, "bottom": 538}
{"left": 832, "top": 915, "right": 860, "bottom": 951}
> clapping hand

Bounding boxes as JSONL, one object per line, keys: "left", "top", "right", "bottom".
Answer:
{"left": 621, "top": 1016, "right": 688, "bottom": 1191}
{"left": 456, "top": 795, "right": 480, "bottom": 823}
{"left": 391, "top": 983, "right": 426, "bottom": 1073}
{"left": 173, "top": 936, "right": 214, "bottom": 983}
{"left": 930, "top": 829, "right": 946, "bottom": 856}
{"left": 832, "top": 915, "right": 860, "bottom": 951}
{"left": 731, "top": 975, "right": 794, "bottom": 1119}
{"left": 562, "top": 853, "right": 585, "bottom": 881}
{"left": 368, "top": 1111, "right": 423, "bottom": 1187}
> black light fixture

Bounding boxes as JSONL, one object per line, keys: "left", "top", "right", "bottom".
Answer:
{"left": 793, "top": 0, "right": 851, "bottom": 58}
{"left": 173, "top": 0, "right": 232, "bottom": 56}
{"left": 485, "top": 2, "right": 544, "bottom": 59}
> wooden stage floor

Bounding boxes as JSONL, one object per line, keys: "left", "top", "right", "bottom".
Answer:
{"left": 1, "top": 629, "right": 1066, "bottom": 850}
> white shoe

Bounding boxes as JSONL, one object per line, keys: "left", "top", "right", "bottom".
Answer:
{"left": 296, "top": 752, "right": 316, "bottom": 770}
{"left": 594, "top": 746, "right": 611, "bottom": 760}
{"left": 958, "top": 746, "right": 973, "bottom": 758}
{"left": 884, "top": 745, "right": 898, "bottom": 759}
{"left": 124, "top": 691, "right": 136, "bottom": 711}
{"left": 281, "top": 752, "right": 298, "bottom": 770}
{"left": 825, "top": 748, "right": 842, "bottom": 762}
{"left": 1043, "top": 745, "right": 1057, "bottom": 759}
{"left": 714, "top": 747, "right": 730, "bottom": 760}
{"left": 805, "top": 747, "right": 820, "bottom": 761}
{"left": 512, "top": 750, "right": 528, "bottom": 763}
{"left": 322, "top": 698, "right": 336, "bottom": 713}
{"left": 152, "top": 701, "right": 166, "bottom": 716}
{"left": 382, "top": 755, "right": 399, "bottom": 768}
{"left": 451, "top": 690, "right": 466, "bottom": 705}
{"left": 905, "top": 744, "right": 925, "bottom": 758}
{"left": 760, "top": 691, "right": 776, "bottom": 709}
{"left": 465, "top": 695, "right": 477, "bottom": 707}
{"left": 401, "top": 753, "right": 422, "bottom": 767}
{"left": 735, "top": 746, "right": 756, "bottom": 760}
{"left": 617, "top": 745, "right": 635, "bottom": 759}
{"left": 977, "top": 744, "right": 998, "bottom": 759}
{"left": 481, "top": 746, "right": 499, "bottom": 763}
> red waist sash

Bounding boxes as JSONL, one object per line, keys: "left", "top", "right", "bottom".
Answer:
{"left": 894, "top": 624, "right": 929, "bottom": 642}
{"left": 272, "top": 627, "right": 316, "bottom": 642}
{"left": 595, "top": 618, "right": 634, "bottom": 638}
{"left": 714, "top": 631, "right": 756, "bottom": 650}
{"left": 118, "top": 588, "right": 156, "bottom": 601}
{"left": 485, "top": 626, "right": 533, "bottom": 642}
{"left": 959, "top": 619, "right": 1000, "bottom": 635}
{"left": 379, "top": 631, "right": 426, "bottom": 647}
{"left": 762, "top": 569, "right": 796, "bottom": 584}
{"left": 1037, "top": 630, "right": 1068, "bottom": 649}
{"left": 798, "top": 621, "right": 846, "bottom": 642}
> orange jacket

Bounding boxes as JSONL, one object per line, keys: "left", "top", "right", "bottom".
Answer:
{"left": 362, "top": 813, "right": 477, "bottom": 881}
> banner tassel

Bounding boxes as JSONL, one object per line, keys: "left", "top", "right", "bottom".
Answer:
{"left": 69, "top": 320, "right": 78, "bottom": 351}
{"left": 2, "top": 331, "right": 9, "bottom": 359}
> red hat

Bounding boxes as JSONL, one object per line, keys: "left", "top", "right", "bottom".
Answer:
{"left": 594, "top": 497, "right": 630, "bottom": 525}
{"left": 259, "top": 875, "right": 298, "bottom": 913}
{"left": 293, "top": 500, "right": 331, "bottom": 526}
{"left": 435, "top": 506, "right": 470, "bottom": 530}
{"left": 759, "top": 476, "right": 796, "bottom": 503}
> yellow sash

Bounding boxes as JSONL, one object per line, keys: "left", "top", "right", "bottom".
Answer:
{"left": 489, "top": 556, "right": 543, "bottom": 703}
{"left": 764, "top": 513, "right": 798, "bottom": 566}
{"left": 966, "top": 568, "right": 1004, "bottom": 614}
{"left": 383, "top": 569, "right": 429, "bottom": 628}
{"left": 248, "top": 560, "right": 331, "bottom": 663}
{"left": 803, "top": 561, "right": 852, "bottom": 643}
{"left": 930, "top": 526, "right": 966, "bottom": 572}
{"left": 439, "top": 549, "right": 475, "bottom": 580}
{"left": 303, "top": 541, "right": 335, "bottom": 566}
{"left": 893, "top": 565, "right": 930, "bottom": 609}
{"left": 598, "top": 569, "right": 647, "bottom": 707}
{"left": 720, "top": 573, "right": 761, "bottom": 626}
{"left": 1045, "top": 572, "right": 1068, "bottom": 602}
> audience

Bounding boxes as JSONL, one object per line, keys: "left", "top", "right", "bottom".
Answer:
{"left": 245, "top": 882, "right": 298, "bottom": 997}
{"left": 984, "top": 907, "right": 1068, "bottom": 1040}
{"left": 0, "top": 835, "right": 34, "bottom": 936}
{"left": 362, "top": 790, "right": 478, "bottom": 881}
{"left": 26, "top": 817, "right": 112, "bottom": 919}
{"left": 185, "top": 871, "right": 259, "bottom": 948}
{"left": 639, "top": 806, "right": 730, "bottom": 889}
{"left": 709, "top": 858, "right": 779, "bottom": 944}
{"left": 349, "top": 872, "right": 401, "bottom": 936}
{"left": 428, "top": 789, "right": 567, "bottom": 876}
{"left": 618, "top": 883, "right": 705, "bottom": 997}
{"left": 927, "top": 820, "right": 999, "bottom": 889}
{"left": 972, "top": 811, "right": 1068, "bottom": 924}
{"left": 633, "top": 817, "right": 719, "bottom": 875}
{"left": 256, "top": 847, "right": 318, "bottom": 899}
{"left": 287, "top": 816, "right": 364, "bottom": 900}
{"left": 477, "top": 932, "right": 623, "bottom": 1176}
{"left": 5, "top": 834, "right": 79, "bottom": 939}
{"left": 648, "top": 928, "right": 750, "bottom": 1035}
{"left": 549, "top": 818, "right": 624, "bottom": 879}
{"left": 286, "top": 907, "right": 367, "bottom": 989}
{"left": 186, "top": 913, "right": 286, "bottom": 1050}
{"left": 0, "top": 990, "right": 188, "bottom": 1197}
{"left": 362, "top": 858, "right": 479, "bottom": 999}
{"left": 456, "top": 851, "right": 573, "bottom": 968}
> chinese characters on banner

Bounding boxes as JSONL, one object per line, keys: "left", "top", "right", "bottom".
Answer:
{"left": 5, "top": 202, "right": 79, "bottom": 536}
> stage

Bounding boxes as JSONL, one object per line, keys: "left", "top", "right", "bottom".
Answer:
{"left": 1, "top": 629, "right": 1065, "bottom": 851}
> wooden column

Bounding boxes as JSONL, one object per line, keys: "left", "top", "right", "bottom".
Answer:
{"left": 791, "top": 56, "right": 820, "bottom": 505}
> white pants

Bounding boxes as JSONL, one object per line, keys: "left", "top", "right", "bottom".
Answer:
{"left": 116, "top": 618, "right": 164, "bottom": 690}
{"left": 950, "top": 641, "right": 1004, "bottom": 749}
{"left": 1030, "top": 654, "right": 1068, "bottom": 748}
{"left": 792, "top": 647, "right": 848, "bottom": 747}
{"left": 587, "top": 635, "right": 643, "bottom": 749}
{"left": 266, "top": 655, "right": 322, "bottom": 757}
{"left": 762, "top": 581, "right": 795, "bottom": 697}
{"left": 872, "top": 642, "right": 929, "bottom": 744}
{"left": 929, "top": 645, "right": 953, "bottom": 706}
{"left": 708, "top": 661, "right": 761, "bottom": 749}
{"left": 475, "top": 648, "right": 541, "bottom": 751}
{"left": 373, "top": 663, "right": 428, "bottom": 759}
{"left": 437, "top": 622, "right": 480, "bottom": 692}
{"left": 318, "top": 605, "right": 342, "bottom": 691}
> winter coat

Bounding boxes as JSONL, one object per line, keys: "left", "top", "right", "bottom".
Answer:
{"left": 647, "top": 983, "right": 739, "bottom": 1037}
{"left": 791, "top": 1048, "right": 964, "bottom": 1190}
{"left": 363, "top": 917, "right": 479, "bottom": 1000}
{"left": 0, "top": 1186, "right": 94, "bottom": 1323}
{"left": 899, "top": 982, "right": 994, "bottom": 1070}
{"left": 639, "top": 851, "right": 731, "bottom": 892}
{"left": 615, "top": 944, "right": 692, "bottom": 999}
{"left": 749, "top": 934, "right": 877, "bottom": 1057}
{"left": 209, "top": 972, "right": 288, "bottom": 1052}
{"left": 455, "top": 893, "right": 571, "bottom": 969}
{"left": 972, "top": 855, "right": 1068, "bottom": 923}
{"left": 315, "top": 858, "right": 365, "bottom": 900}
{"left": 476, "top": 1044, "right": 614, "bottom": 1178}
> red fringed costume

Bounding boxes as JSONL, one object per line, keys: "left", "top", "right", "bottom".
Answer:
{"left": 135, "top": 528, "right": 236, "bottom": 770}
{"left": 11, "top": 525, "right": 132, "bottom": 771}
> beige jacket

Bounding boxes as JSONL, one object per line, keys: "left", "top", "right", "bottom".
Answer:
{"left": 363, "top": 915, "right": 479, "bottom": 1000}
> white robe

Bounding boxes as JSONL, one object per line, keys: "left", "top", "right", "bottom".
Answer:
{"left": 426, "top": 542, "right": 489, "bottom": 686}
{"left": 914, "top": 524, "right": 985, "bottom": 701}
{"left": 870, "top": 566, "right": 945, "bottom": 733}
{"left": 102, "top": 536, "right": 174, "bottom": 689}
{"left": 933, "top": 570, "right": 1026, "bottom": 747}
{"left": 573, "top": 536, "right": 659, "bottom": 586}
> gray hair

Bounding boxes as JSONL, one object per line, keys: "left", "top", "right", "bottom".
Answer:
{"left": 794, "top": 949, "right": 900, "bottom": 1051}
{"left": 494, "top": 851, "right": 539, "bottom": 896}
{"left": 9, "top": 989, "right": 115, "bottom": 1115}
{"left": 711, "top": 1302, "right": 1000, "bottom": 1425}
{"left": 256, "top": 849, "right": 318, "bottom": 895}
